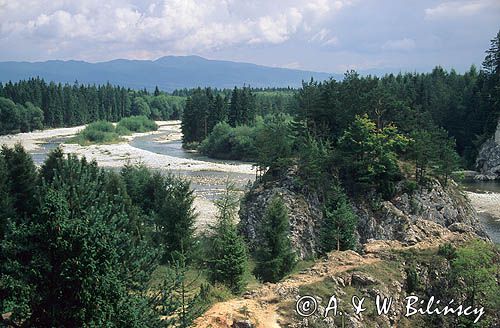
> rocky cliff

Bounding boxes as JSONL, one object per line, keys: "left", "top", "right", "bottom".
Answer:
{"left": 475, "top": 119, "right": 500, "bottom": 180}
{"left": 193, "top": 225, "right": 498, "bottom": 328}
{"left": 239, "top": 168, "right": 488, "bottom": 259}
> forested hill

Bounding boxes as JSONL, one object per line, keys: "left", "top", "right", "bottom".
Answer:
{"left": 0, "top": 56, "right": 335, "bottom": 91}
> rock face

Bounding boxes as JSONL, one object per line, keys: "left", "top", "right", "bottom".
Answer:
{"left": 356, "top": 180, "right": 488, "bottom": 245}
{"left": 475, "top": 119, "right": 500, "bottom": 180}
{"left": 239, "top": 168, "right": 323, "bottom": 259}
{"left": 239, "top": 169, "right": 487, "bottom": 259}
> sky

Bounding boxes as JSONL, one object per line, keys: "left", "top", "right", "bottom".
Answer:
{"left": 0, "top": 0, "right": 499, "bottom": 74}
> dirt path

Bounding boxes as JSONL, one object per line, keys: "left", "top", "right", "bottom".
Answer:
{"left": 193, "top": 251, "right": 381, "bottom": 328}
{"left": 192, "top": 221, "right": 476, "bottom": 328}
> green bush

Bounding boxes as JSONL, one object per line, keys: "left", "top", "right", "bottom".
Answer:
{"left": 199, "top": 122, "right": 260, "bottom": 161}
{"left": 72, "top": 121, "right": 120, "bottom": 145}
{"left": 116, "top": 116, "right": 158, "bottom": 133}
{"left": 71, "top": 117, "right": 157, "bottom": 145}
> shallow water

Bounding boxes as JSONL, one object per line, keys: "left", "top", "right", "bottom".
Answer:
{"left": 461, "top": 179, "right": 500, "bottom": 193}
{"left": 28, "top": 130, "right": 500, "bottom": 243}
{"left": 30, "top": 129, "right": 255, "bottom": 215}
{"left": 461, "top": 179, "right": 500, "bottom": 244}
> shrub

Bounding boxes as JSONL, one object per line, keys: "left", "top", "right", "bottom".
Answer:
{"left": 72, "top": 121, "right": 120, "bottom": 145}
{"left": 199, "top": 122, "right": 260, "bottom": 161}
{"left": 116, "top": 116, "right": 158, "bottom": 133}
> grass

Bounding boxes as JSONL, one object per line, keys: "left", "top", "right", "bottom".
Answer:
{"left": 70, "top": 116, "right": 157, "bottom": 145}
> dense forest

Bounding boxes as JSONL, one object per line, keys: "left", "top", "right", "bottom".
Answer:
{"left": 0, "top": 145, "right": 235, "bottom": 327}
{"left": 0, "top": 80, "right": 185, "bottom": 134}
{"left": 182, "top": 31, "right": 500, "bottom": 169}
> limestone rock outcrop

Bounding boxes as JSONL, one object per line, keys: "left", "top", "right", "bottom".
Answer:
{"left": 475, "top": 119, "right": 500, "bottom": 180}
{"left": 239, "top": 169, "right": 488, "bottom": 259}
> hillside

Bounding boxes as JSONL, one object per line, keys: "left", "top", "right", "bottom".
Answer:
{"left": 0, "top": 56, "right": 336, "bottom": 91}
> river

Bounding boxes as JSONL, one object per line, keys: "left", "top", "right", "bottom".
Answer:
{"left": 2, "top": 122, "right": 499, "bottom": 242}
{"left": 3, "top": 122, "right": 255, "bottom": 230}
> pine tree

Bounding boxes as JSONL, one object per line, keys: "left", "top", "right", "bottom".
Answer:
{"left": 206, "top": 183, "right": 247, "bottom": 293}
{"left": 0, "top": 154, "right": 13, "bottom": 244}
{"left": 254, "top": 194, "right": 296, "bottom": 283}
{"left": 0, "top": 175, "right": 161, "bottom": 326}
{"left": 319, "top": 186, "right": 358, "bottom": 253}
{"left": 153, "top": 173, "right": 197, "bottom": 263}
{"left": 1, "top": 144, "right": 38, "bottom": 218}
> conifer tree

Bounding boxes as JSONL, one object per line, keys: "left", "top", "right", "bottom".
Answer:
{"left": 319, "top": 185, "right": 358, "bottom": 253}
{"left": 0, "top": 154, "right": 13, "bottom": 244}
{"left": 153, "top": 173, "right": 197, "bottom": 263}
{"left": 254, "top": 194, "right": 296, "bottom": 283}
{"left": 1, "top": 144, "right": 38, "bottom": 218}
{"left": 0, "top": 164, "right": 163, "bottom": 326}
{"left": 206, "top": 183, "right": 247, "bottom": 294}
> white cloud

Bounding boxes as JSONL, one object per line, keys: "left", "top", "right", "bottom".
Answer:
{"left": 0, "top": 0, "right": 354, "bottom": 60}
{"left": 424, "top": 0, "right": 499, "bottom": 19}
{"left": 382, "top": 38, "right": 416, "bottom": 51}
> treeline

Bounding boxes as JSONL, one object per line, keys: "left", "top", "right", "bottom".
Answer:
{"left": 181, "top": 86, "right": 296, "bottom": 147}
{"left": 185, "top": 31, "right": 500, "bottom": 171}
{"left": 0, "top": 78, "right": 185, "bottom": 135}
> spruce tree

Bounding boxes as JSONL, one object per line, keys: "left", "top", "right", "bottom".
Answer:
{"left": 1, "top": 144, "right": 38, "bottom": 218}
{"left": 153, "top": 173, "right": 197, "bottom": 263}
{"left": 254, "top": 194, "right": 296, "bottom": 283}
{"left": 0, "top": 176, "right": 160, "bottom": 326}
{"left": 0, "top": 154, "right": 13, "bottom": 244}
{"left": 319, "top": 186, "right": 358, "bottom": 253}
{"left": 206, "top": 183, "right": 247, "bottom": 294}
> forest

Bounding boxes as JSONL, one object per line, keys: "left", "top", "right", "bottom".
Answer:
{"left": 0, "top": 81, "right": 184, "bottom": 133}
{"left": 182, "top": 32, "right": 500, "bottom": 170}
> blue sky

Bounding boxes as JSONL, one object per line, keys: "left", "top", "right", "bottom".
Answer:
{"left": 0, "top": 0, "right": 499, "bottom": 74}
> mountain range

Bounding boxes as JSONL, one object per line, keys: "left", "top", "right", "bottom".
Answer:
{"left": 0, "top": 56, "right": 339, "bottom": 91}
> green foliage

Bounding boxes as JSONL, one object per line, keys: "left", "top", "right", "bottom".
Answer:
{"left": 182, "top": 88, "right": 221, "bottom": 144}
{"left": 0, "top": 79, "right": 185, "bottom": 132}
{"left": 0, "top": 146, "right": 202, "bottom": 326}
{"left": 72, "top": 120, "right": 121, "bottom": 145}
{"left": 153, "top": 173, "right": 197, "bottom": 263}
{"left": 409, "top": 127, "right": 461, "bottom": 185}
{"left": 449, "top": 240, "right": 499, "bottom": 327}
{"left": 255, "top": 114, "right": 294, "bottom": 176}
{"left": 253, "top": 195, "right": 296, "bottom": 283}
{"left": 296, "top": 133, "right": 331, "bottom": 189}
{"left": 1, "top": 144, "right": 38, "bottom": 218}
{"left": 206, "top": 183, "right": 248, "bottom": 294}
{"left": 319, "top": 185, "right": 358, "bottom": 253}
{"left": 405, "top": 265, "right": 420, "bottom": 293}
{"left": 335, "top": 115, "right": 409, "bottom": 197}
{"left": 199, "top": 121, "right": 260, "bottom": 161}
{"left": 72, "top": 116, "right": 157, "bottom": 145}
{"left": 0, "top": 154, "right": 14, "bottom": 244}
{"left": 131, "top": 96, "right": 151, "bottom": 117}
{"left": 120, "top": 164, "right": 197, "bottom": 262}
{"left": 228, "top": 86, "right": 256, "bottom": 127}
{"left": 0, "top": 97, "right": 44, "bottom": 135}
{"left": 437, "top": 243, "right": 457, "bottom": 260}
{"left": 116, "top": 115, "right": 158, "bottom": 134}
{"left": 0, "top": 155, "right": 162, "bottom": 327}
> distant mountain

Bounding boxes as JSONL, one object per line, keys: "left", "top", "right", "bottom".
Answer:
{"left": 0, "top": 56, "right": 338, "bottom": 91}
